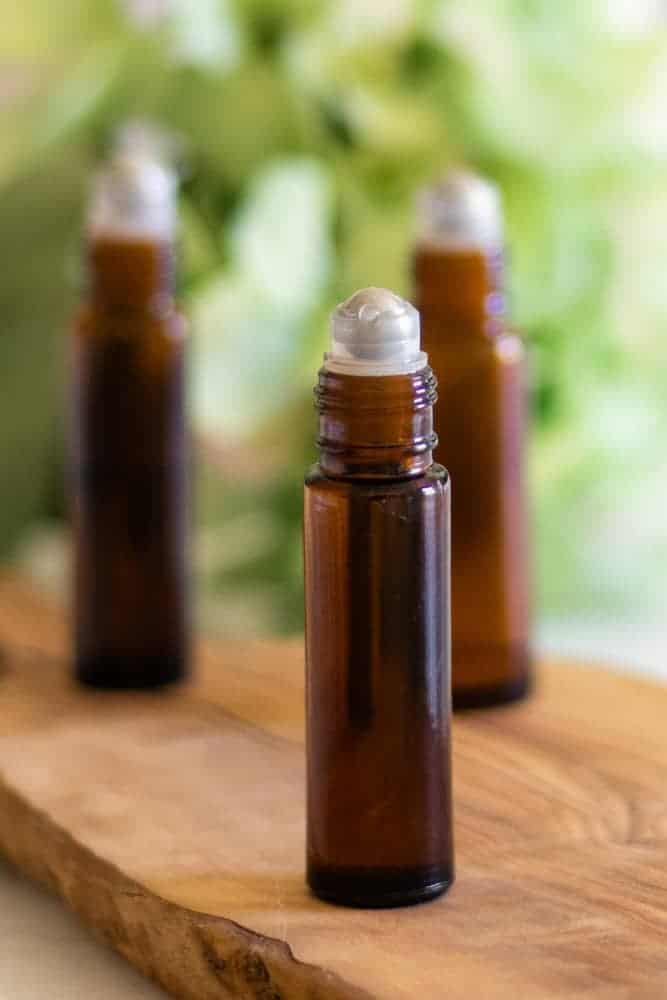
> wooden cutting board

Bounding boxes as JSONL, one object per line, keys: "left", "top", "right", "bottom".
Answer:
{"left": 0, "top": 574, "right": 666, "bottom": 1000}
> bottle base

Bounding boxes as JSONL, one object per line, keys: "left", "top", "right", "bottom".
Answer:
{"left": 452, "top": 640, "right": 533, "bottom": 711}
{"left": 76, "top": 654, "right": 186, "bottom": 690}
{"left": 308, "top": 863, "right": 454, "bottom": 909}
{"left": 453, "top": 659, "right": 532, "bottom": 711}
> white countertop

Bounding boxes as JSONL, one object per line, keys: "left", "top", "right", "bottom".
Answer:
{"left": 0, "top": 860, "right": 167, "bottom": 999}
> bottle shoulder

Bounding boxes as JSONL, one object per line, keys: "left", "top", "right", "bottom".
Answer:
{"left": 305, "top": 464, "right": 449, "bottom": 498}
{"left": 428, "top": 330, "right": 525, "bottom": 385}
{"left": 495, "top": 330, "right": 526, "bottom": 363}
{"left": 427, "top": 328, "right": 526, "bottom": 375}
{"left": 73, "top": 304, "right": 187, "bottom": 343}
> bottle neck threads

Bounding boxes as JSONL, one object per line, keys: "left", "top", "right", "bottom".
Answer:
{"left": 413, "top": 244, "right": 506, "bottom": 341}
{"left": 86, "top": 237, "right": 175, "bottom": 315}
{"left": 315, "top": 366, "right": 438, "bottom": 480}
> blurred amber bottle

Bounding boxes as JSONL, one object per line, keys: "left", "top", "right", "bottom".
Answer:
{"left": 304, "top": 288, "right": 453, "bottom": 907}
{"left": 414, "top": 170, "right": 532, "bottom": 709}
{"left": 69, "top": 139, "right": 189, "bottom": 688}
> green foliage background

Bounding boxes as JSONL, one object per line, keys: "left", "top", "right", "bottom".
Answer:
{"left": 2, "top": 0, "right": 667, "bottom": 632}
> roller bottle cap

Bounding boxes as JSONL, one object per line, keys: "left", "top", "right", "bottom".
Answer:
{"left": 417, "top": 168, "right": 503, "bottom": 251}
{"left": 325, "top": 287, "right": 427, "bottom": 376}
{"left": 88, "top": 127, "right": 177, "bottom": 240}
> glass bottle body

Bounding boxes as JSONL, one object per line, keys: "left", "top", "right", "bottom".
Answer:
{"left": 70, "top": 238, "right": 189, "bottom": 688}
{"left": 415, "top": 247, "right": 531, "bottom": 708}
{"left": 304, "top": 368, "right": 453, "bottom": 907}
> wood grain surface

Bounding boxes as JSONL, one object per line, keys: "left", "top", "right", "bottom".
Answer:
{"left": 0, "top": 574, "right": 666, "bottom": 999}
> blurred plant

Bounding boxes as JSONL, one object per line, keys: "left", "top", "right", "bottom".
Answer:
{"left": 2, "top": 0, "right": 667, "bottom": 631}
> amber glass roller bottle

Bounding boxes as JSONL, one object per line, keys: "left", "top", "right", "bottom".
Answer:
{"left": 69, "top": 142, "right": 189, "bottom": 688}
{"left": 414, "top": 170, "right": 532, "bottom": 709}
{"left": 304, "top": 288, "right": 454, "bottom": 908}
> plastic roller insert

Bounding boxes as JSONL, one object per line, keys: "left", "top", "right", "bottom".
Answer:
{"left": 417, "top": 169, "right": 503, "bottom": 251}
{"left": 324, "top": 286, "right": 427, "bottom": 376}
{"left": 88, "top": 144, "right": 177, "bottom": 241}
